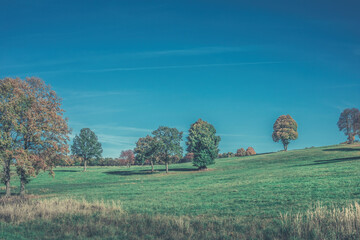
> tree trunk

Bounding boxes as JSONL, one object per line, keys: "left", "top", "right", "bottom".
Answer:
{"left": 165, "top": 162, "right": 169, "bottom": 174}
{"left": 151, "top": 161, "right": 154, "bottom": 172}
{"left": 3, "top": 158, "right": 11, "bottom": 197}
{"left": 5, "top": 179, "right": 11, "bottom": 197}
{"left": 348, "top": 134, "right": 354, "bottom": 144}
{"left": 83, "top": 160, "right": 87, "bottom": 172}
{"left": 284, "top": 143, "right": 288, "bottom": 151}
{"left": 20, "top": 178, "right": 25, "bottom": 197}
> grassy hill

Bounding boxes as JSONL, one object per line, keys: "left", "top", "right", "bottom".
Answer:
{"left": 1, "top": 144, "right": 360, "bottom": 239}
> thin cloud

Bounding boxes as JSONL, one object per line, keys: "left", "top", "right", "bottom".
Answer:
{"left": 91, "top": 124, "right": 152, "bottom": 133}
{"left": 62, "top": 90, "right": 137, "bottom": 99}
{"left": 0, "top": 46, "right": 258, "bottom": 71}
{"left": 220, "top": 133, "right": 268, "bottom": 138}
{"left": 98, "top": 134, "right": 138, "bottom": 146}
{"left": 83, "top": 61, "right": 282, "bottom": 73}
{"left": 132, "top": 46, "right": 255, "bottom": 57}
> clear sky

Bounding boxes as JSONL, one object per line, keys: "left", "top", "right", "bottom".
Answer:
{"left": 1, "top": 0, "right": 360, "bottom": 157}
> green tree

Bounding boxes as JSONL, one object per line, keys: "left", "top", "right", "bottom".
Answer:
{"left": 272, "top": 115, "right": 298, "bottom": 151}
{"left": 337, "top": 108, "right": 360, "bottom": 144}
{"left": 152, "top": 126, "right": 183, "bottom": 173}
{"left": 71, "top": 128, "right": 102, "bottom": 171}
{"left": 186, "top": 119, "right": 221, "bottom": 170}
{"left": 134, "top": 135, "right": 160, "bottom": 172}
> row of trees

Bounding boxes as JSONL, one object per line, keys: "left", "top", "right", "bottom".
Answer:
{"left": 69, "top": 119, "right": 221, "bottom": 173}
{"left": 133, "top": 119, "right": 221, "bottom": 173}
{"left": 218, "top": 147, "right": 256, "bottom": 158}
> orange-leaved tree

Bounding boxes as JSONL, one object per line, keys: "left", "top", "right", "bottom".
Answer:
{"left": 272, "top": 115, "right": 298, "bottom": 151}
{"left": 245, "top": 147, "right": 256, "bottom": 156}
{"left": 0, "top": 77, "right": 70, "bottom": 196}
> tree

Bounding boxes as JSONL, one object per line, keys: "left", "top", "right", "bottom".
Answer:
{"left": 186, "top": 119, "right": 221, "bottom": 170}
{"left": 245, "top": 147, "right": 256, "bottom": 156}
{"left": 272, "top": 115, "right": 298, "bottom": 151}
{"left": 0, "top": 77, "right": 70, "bottom": 196}
{"left": 120, "top": 149, "right": 135, "bottom": 168}
{"left": 337, "top": 108, "right": 360, "bottom": 144}
{"left": 152, "top": 126, "right": 183, "bottom": 173}
{"left": 71, "top": 128, "right": 102, "bottom": 171}
{"left": 134, "top": 135, "right": 161, "bottom": 172}
{"left": 235, "top": 148, "right": 246, "bottom": 157}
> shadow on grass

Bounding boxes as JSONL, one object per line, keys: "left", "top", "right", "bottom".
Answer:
{"left": 54, "top": 170, "right": 78, "bottom": 173}
{"left": 294, "top": 156, "right": 360, "bottom": 167}
{"left": 104, "top": 168, "right": 198, "bottom": 176}
{"left": 323, "top": 148, "right": 360, "bottom": 152}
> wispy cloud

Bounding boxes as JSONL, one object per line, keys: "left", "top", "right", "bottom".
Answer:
{"left": 219, "top": 133, "right": 268, "bottom": 138}
{"left": 131, "top": 46, "right": 255, "bottom": 57}
{"left": 61, "top": 90, "right": 137, "bottom": 99}
{"left": 91, "top": 124, "right": 152, "bottom": 133}
{"left": 3, "top": 61, "right": 282, "bottom": 77}
{"left": 98, "top": 134, "right": 138, "bottom": 147}
{"left": 83, "top": 61, "right": 282, "bottom": 73}
{"left": 0, "top": 46, "right": 258, "bottom": 72}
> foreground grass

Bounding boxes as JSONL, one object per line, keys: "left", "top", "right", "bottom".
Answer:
{"left": 1, "top": 144, "right": 360, "bottom": 239}
{"left": 0, "top": 197, "right": 359, "bottom": 240}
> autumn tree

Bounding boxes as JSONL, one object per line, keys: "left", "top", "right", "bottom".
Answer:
{"left": 186, "top": 119, "right": 221, "bottom": 170}
{"left": 134, "top": 135, "right": 160, "bottom": 172}
{"left": 337, "top": 108, "right": 360, "bottom": 144}
{"left": 152, "top": 126, "right": 183, "bottom": 173}
{"left": 272, "top": 115, "right": 298, "bottom": 151}
{"left": 245, "top": 147, "right": 256, "bottom": 156}
{"left": 71, "top": 128, "right": 102, "bottom": 171}
{"left": 235, "top": 148, "right": 246, "bottom": 157}
{"left": 182, "top": 152, "right": 194, "bottom": 163}
{"left": 120, "top": 149, "right": 135, "bottom": 168}
{"left": 0, "top": 77, "right": 70, "bottom": 196}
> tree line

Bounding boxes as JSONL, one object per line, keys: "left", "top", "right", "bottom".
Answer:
{"left": 1, "top": 77, "right": 358, "bottom": 197}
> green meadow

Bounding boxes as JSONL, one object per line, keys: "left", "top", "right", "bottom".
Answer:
{"left": 1, "top": 144, "right": 360, "bottom": 239}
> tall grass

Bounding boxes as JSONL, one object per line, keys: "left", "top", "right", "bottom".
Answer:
{"left": 1, "top": 197, "right": 359, "bottom": 239}
{"left": 280, "top": 202, "right": 360, "bottom": 239}
{"left": 0, "top": 196, "right": 122, "bottom": 223}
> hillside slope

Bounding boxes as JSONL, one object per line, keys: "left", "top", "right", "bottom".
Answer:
{"left": 15, "top": 144, "right": 360, "bottom": 217}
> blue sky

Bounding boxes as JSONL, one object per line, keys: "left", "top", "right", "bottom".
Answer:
{"left": 1, "top": 0, "right": 360, "bottom": 157}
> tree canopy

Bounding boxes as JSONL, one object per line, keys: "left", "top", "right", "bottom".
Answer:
{"left": 134, "top": 135, "right": 161, "bottom": 172}
{"left": 272, "top": 115, "right": 298, "bottom": 151}
{"left": 152, "top": 126, "right": 183, "bottom": 173}
{"left": 186, "top": 119, "right": 221, "bottom": 169}
{"left": 71, "top": 128, "right": 102, "bottom": 171}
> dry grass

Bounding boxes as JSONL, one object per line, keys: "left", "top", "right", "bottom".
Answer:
{"left": 1, "top": 197, "right": 360, "bottom": 239}
{"left": 280, "top": 202, "right": 360, "bottom": 239}
{"left": 0, "top": 196, "right": 122, "bottom": 224}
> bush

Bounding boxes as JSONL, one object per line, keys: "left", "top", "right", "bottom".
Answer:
{"left": 245, "top": 147, "right": 256, "bottom": 156}
{"left": 235, "top": 148, "right": 246, "bottom": 157}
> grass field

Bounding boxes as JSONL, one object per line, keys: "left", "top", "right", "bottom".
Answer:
{"left": 1, "top": 144, "right": 360, "bottom": 239}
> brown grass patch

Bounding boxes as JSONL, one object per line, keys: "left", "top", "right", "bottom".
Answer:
{"left": 0, "top": 196, "right": 122, "bottom": 224}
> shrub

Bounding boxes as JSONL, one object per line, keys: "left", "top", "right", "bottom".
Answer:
{"left": 245, "top": 147, "right": 256, "bottom": 156}
{"left": 235, "top": 148, "right": 246, "bottom": 157}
